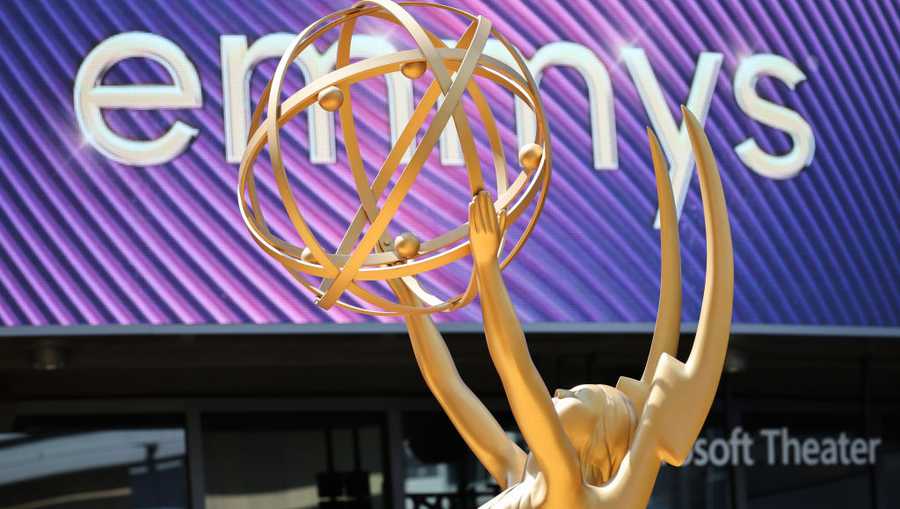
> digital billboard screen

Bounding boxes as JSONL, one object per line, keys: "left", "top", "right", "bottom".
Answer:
{"left": 0, "top": 0, "right": 897, "bottom": 334}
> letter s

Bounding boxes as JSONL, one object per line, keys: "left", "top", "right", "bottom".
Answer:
{"left": 734, "top": 54, "right": 815, "bottom": 179}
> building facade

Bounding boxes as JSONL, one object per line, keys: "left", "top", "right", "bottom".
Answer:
{"left": 1, "top": 329, "right": 898, "bottom": 509}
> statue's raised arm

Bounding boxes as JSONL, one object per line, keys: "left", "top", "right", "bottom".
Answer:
{"left": 390, "top": 278, "right": 527, "bottom": 488}
{"left": 469, "top": 191, "right": 586, "bottom": 505}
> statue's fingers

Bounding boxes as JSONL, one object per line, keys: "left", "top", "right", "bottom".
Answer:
{"left": 487, "top": 195, "right": 499, "bottom": 233}
{"left": 477, "top": 189, "right": 490, "bottom": 213}
{"left": 469, "top": 198, "right": 481, "bottom": 233}
{"left": 481, "top": 193, "right": 494, "bottom": 233}
{"left": 473, "top": 192, "right": 484, "bottom": 229}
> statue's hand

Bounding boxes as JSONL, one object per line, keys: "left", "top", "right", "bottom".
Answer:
{"left": 469, "top": 190, "right": 504, "bottom": 269}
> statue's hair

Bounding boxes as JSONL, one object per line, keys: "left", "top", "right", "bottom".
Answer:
{"left": 579, "top": 385, "right": 637, "bottom": 485}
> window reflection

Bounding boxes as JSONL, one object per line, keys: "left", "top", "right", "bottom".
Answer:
{"left": 402, "top": 412, "right": 509, "bottom": 509}
{"left": 0, "top": 428, "right": 187, "bottom": 509}
{"left": 202, "top": 413, "right": 385, "bottom": 509}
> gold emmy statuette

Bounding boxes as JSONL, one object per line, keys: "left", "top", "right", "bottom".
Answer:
{"left": 238, "top": 2, "right": 733, "bottom": 508}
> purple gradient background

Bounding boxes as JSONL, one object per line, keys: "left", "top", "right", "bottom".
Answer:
{"left": 0, "top": 0, "right": 897, "bottom": 329}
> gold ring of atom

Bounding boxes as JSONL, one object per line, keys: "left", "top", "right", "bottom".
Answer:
{"left": 238, "top": 0, "right": 551, "bottom": 316}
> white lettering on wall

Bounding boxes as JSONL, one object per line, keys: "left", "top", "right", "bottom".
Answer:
{"left": 73, "top": 32, "right": 202, "bottom": 166}
{"left": 621, "top": 48, "right": 723, "bottom": 226}
{"left": 438, "top": 40, "right": 616, "bottom": 170}
{"left": 220, "top": 34, "right": 415, "bottom": 164}
{"left": 74, "top": 33, "right": 817, "bottom": 225}
{"left": 685, "top": 427, "right": 882, "bottom": 467}
{"left": 734, "top": 54, "right": 815, "bottom": 179}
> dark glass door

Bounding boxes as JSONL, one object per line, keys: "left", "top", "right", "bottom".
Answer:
{"left": 201, "top": 412, "right": 387, "bottom": 509}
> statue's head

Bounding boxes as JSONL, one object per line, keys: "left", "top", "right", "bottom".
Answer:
{"left": 553, "top": 384, "right": 637, "bottom": 485}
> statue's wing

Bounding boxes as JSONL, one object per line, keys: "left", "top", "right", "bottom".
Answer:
{"left": 599, "top": 107, "right": 733, "bottom": 508}
{"left": 615, "top": 125, "right": 682, "bottom": 419}
{"left": 650, "top": 106, "right": 734, "bottom": 464}
{"left": 632, "top": 106, "right": 734, "bottom": 462}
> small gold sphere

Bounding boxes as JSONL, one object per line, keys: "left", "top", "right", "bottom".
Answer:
{"left": 518, "top": 143, "right": 543, "bottom": 172}
{"left": 401, "top": 61, "right": 427, "bottom": 80}
{"left": 301, "top": 247, "right": 316, "bottom": 263}
{"left": 317, "top": 86, "right": 344, "bottom": 111}
{"left": 393, "top": 232, "right": 420, "bottom": 260}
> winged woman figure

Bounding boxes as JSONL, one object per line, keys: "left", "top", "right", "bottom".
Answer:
{"left": 390, "top": 107, "right": 733, "bottom": 509}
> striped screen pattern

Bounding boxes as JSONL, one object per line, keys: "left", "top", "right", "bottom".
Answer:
{"left": 0, "top": 0, "right": 897, "bottom": 328}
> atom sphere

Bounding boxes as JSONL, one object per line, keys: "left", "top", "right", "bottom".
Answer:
{"left": 316, "top": 86, "right": 344, "bottom": 112}
{"left": 393, "top": 232, "right": 421, "bottom": 260}
{"left": 518, "top": 143, "right": 544, "bottom": 173}
{"left": 300, "top": 247, "right": 316, "bottom": 264}
{"left": 401, "top": 60, "right": 427, "bottom": 79}
{"left": 238, "top": 0, "right": 551, "bottom": 316}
